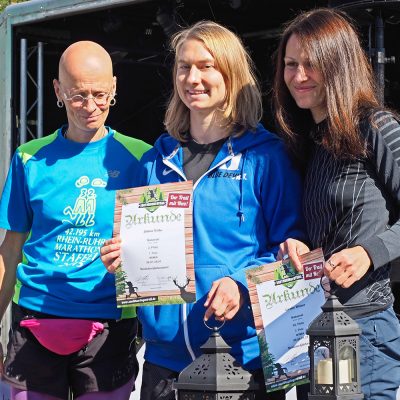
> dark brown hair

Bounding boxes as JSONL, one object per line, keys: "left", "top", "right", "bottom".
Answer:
{"left": 273, "top": 7, "right": 380, "bottom": 160}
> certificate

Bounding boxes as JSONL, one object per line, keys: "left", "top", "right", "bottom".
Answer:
{"left": 245, "top": 249, "right": 326, "bottom": 393}
{"left": 113, "top": 181, "right": 195, "bottom": 307}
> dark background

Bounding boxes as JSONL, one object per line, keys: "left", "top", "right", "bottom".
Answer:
{"left": 12, "top": 0, "right": 400, "bottom": 145}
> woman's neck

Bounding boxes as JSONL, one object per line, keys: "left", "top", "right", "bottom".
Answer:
{"left": 65, "top": 125, "right": 107, "bottom": 143}
{"left": 189, "top": 113, "right": 230, "bottom": 144}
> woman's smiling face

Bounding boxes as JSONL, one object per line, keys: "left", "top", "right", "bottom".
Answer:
{"left": 284, "top": 34, "right": 326, "bottom": 123}
{"left": 176, "top": 38, "right": 226, "bottom": 117}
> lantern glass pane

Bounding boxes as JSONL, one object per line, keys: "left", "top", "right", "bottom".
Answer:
{"left": 314, "top": 346, "right": 333, "bottom": 384}
{"left": 339, "top": 345, "right": 356, "bottom": 384}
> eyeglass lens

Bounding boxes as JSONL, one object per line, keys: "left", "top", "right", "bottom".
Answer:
{"left": 66, "top": 93, "right": 111, "bottom": 106}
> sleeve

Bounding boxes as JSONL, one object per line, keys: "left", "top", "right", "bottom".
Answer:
{"left": 230, "top": 140, "right": 308, "bottom": 286}
{"left": 0, "top": 150, "right": 33, "bottom": 232}
{"left": 356, "top": 112, "right": 400, "bottom": 269}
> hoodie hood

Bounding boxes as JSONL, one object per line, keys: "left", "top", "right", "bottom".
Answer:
{"left": 152, "top": 123, "right": 284, "bottom": 223}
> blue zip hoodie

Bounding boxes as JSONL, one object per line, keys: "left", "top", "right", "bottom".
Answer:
{"left": 136, "top": 124, "right": 306, "bottom": 372}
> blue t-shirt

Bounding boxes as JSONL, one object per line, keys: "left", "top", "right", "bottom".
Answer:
{"left": 0, "top": 127, "right": 151, "bottom": 319}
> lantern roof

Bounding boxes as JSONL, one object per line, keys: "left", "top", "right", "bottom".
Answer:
{"left": 307, "top": 295, "right": 361, "bottom": 337}
{"left": 174, "top": 327, "right": 259, "bottom": 391}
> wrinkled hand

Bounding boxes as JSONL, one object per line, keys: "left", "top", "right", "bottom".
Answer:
{"left": 204, "top": 277, "right": 243, "bottom": 322}
{"left": 277, "top": 238, "right": 310, "bottom": 272}
{"left": 100, "top": 236, "right": 122, "bottom": 273}
{"left": 325, "top": 246, "right": 372, "bottom": 288}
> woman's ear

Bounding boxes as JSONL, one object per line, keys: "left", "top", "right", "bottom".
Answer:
{"left": 53, "top": 78, "right": 61, "bottom": 100}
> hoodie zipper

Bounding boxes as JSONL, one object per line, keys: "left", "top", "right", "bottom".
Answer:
{"left": 161, "top": 140, "right": 237, "bottom": 362}
{"left": 160, "top": 156, "right": 197, "bottom": 360}
{"left": 162, "top": 158, "right": 186, "bottom": 181}
{"left": 193, "top": 137, "right": 236, "bottom": 189}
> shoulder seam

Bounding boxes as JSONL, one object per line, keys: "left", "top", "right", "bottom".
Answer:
{"left": 17, "top": 131, "right": 58, "bottom": 165}
{"left": 113, "top": 131, "right": 152, "bottom": 160}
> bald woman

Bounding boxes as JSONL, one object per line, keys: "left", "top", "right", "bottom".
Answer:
{"left": 0, "top": 41, "right": 151, "bottom": 399}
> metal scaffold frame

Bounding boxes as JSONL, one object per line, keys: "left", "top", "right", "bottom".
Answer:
{"left": 19, "top": 38, "right": 44, "bottom": 144}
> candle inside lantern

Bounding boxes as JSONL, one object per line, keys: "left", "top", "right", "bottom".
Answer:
{"left": 339, "top": 359, "right": 352, "bottom": 384}
{"left": 317, "top": 358, "right": 352, "bottom": 384}
{"left": 317, "top": 358, "right": 333, "bottom": 384}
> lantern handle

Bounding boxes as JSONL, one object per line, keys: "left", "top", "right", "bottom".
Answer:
{"left": 204, "top": 317, "right": 225, "bottom": 331}
{"left": 320, "top": 262, "right": 338, "bottom": 296}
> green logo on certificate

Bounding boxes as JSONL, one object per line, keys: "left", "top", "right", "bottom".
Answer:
{"left": 139, "top": 187, "right": 166, "bottom": 213}
{"left": 274, "top": 262, "right": 300, "bottom": 289}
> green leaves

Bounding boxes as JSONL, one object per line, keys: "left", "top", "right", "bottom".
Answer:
{"left": 0, "top": 0, "right": 29, "bottom": 13}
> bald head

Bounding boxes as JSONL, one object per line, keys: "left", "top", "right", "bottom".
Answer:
{"left": 58, "top": 41, "right": 113, "bottom": 84}
{"left": 53, "top": 40, "right": 117, "bottom": 140}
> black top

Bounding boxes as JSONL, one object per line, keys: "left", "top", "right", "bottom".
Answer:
{"left": 303, "top": 111, "right": 400, "bottom": 318}
{"left": 182, "top": 137, "right": 226, "bottom": 184}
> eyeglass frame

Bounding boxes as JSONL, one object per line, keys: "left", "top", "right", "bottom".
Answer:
{"left": 62, "top": 91, "right": 116, "bottom": 106}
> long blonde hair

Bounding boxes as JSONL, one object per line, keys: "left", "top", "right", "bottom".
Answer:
{"left": 165, "top": 20, "right": 262, "bottom": 141}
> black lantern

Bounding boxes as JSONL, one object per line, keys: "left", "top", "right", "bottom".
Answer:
{"left": 307, "top": 294, "right": 363, "bottom": 400}
{"left": 173, "top": 325, "right": 259, "bottom": 399}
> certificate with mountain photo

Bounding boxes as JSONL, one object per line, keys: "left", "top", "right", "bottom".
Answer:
{"left": 245, "top": 248, "right": 326, "bottom": 393}
{"left": 113, "top": 181, "right": 195, "bottom": 307}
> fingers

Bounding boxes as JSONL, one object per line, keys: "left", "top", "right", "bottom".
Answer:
{"left": 327, "top": 259, "right": 336, "bottom": 268}
{"left": 327, "top": 261, "right": 359, "bottom": 288}
{"left": 102, "top": 254, "right": 122, "bottom": 273}
{"left": 204, "top": 281, "right": 221, "bottom": 321}
{"left": 103, "top": 236, "right": 121, "bottom": 247}
{"left": 203, "top": 280, "right": 218, "bottom": 308}
{"left": 278, "top": 239, "right": 309, "bottom": 272}
{"left": 277, "top": 242, "right": 287, "bottom": 261}
{"left": 325, "top": 257, "right": 343, "bottom": 281}
{"left": 224, "top": 304, "right": 240, "bottom": 320}
{"left": 324, "top": 247, "right": 371, "bottom": 289}
{"left": 204, "top": 299, "right": 227, "bottom": 322}
{"left": 204, "top": 278, "right": 241, "bottom": 322}
{"left": 328, "top": 264, "right": 353, "bottom": 288}
{"left": 100, "top": 237, "right": 122, "bottom": 273}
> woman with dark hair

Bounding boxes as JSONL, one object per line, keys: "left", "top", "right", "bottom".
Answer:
{"left": 273, "top": 8, "right": 400, "bottom": 400}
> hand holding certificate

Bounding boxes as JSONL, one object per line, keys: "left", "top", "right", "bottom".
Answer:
{"left": 113, "top": 181, "right": 195, "bottom": 307}
{"left": 246, "top": 248, "right": 326, "bottom": 393}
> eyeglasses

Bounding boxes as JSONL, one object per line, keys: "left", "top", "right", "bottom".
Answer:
{"left": 62, "top": 92, "right": 115, "bottom": 107}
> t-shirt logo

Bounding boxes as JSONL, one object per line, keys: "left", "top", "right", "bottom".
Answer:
{"left": 62, "top": 175, "right": 106, "bottom": 227}
{"left": 219, "top": 153, "right": 242, "bottom": 171}
{"left": 54, "top": 175, "right": 107, "bottom": 267}
{"left": 207, "top": 153, "right": 246, "bottom": 180}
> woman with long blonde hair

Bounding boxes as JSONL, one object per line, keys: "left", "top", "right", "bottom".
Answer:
{"left": 102, "top": 20, "right": 306, "bottom": 400}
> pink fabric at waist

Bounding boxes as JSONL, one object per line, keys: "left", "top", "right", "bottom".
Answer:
{"left": 20, "top": 318, "right": 104, "bottom": 355}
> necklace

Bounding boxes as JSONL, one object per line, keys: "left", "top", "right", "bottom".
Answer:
{"left": 191, "top": 137, "right": 201, "bottom": 144}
